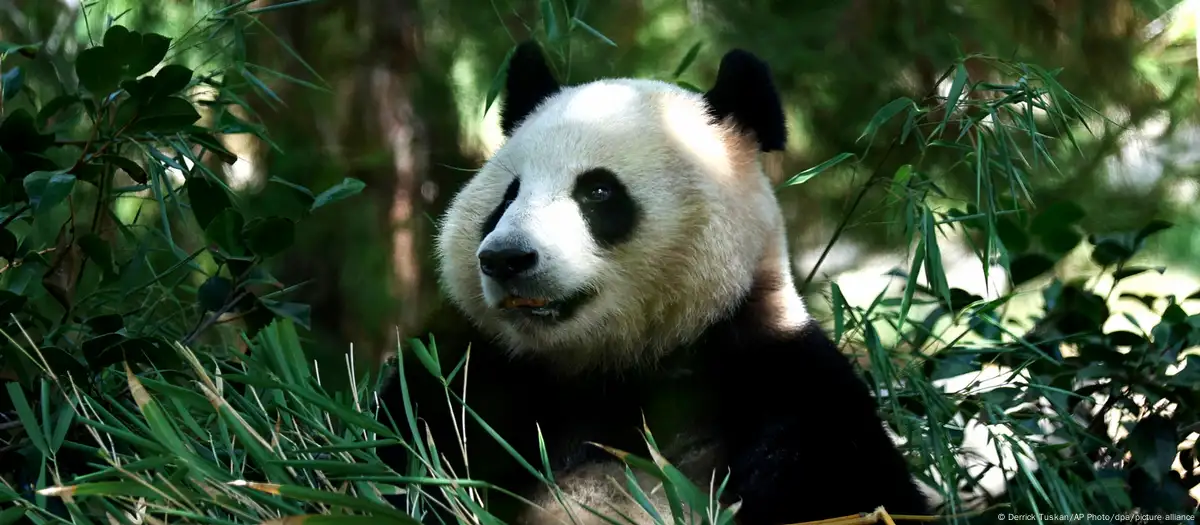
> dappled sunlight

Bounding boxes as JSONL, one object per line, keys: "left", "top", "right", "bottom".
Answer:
{"left": 1097, "top": 267, "right": 1200, "bottom": 332}
{"left": 1104, "top": 113, "right": 1173, "bottom": 192}
{"left": 557, "top": 82, "right": 643, "bottom": 124}
{"left": 452, "top": 42, "right": 504, "bottom": 159}
{"left": 813, "top": 228, "right": 1009, "bottom": 310}
{"left": 218, "top": 104, "right": 264, "bottom": 192}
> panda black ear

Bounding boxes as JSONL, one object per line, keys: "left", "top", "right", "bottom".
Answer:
{"left": 500, "top": 41, "right": 562, "bottom": 136}
{"left": 703, "top": 49, "right": 787, "bottom": 152}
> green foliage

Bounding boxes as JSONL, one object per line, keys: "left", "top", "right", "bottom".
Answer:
{"left": 783, "top": 53, "right": 1200, "bottom": 524}
{"left": 0, "top": 3, "right": 368, "bottom": 519}
{"left": 0, "top": 319, "right": 432, "bottom": 523}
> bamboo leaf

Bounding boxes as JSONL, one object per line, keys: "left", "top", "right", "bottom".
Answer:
{"left": 780, "top": 152, "right": 855, "bottom": 188}
{"left": 856, "top": 97, "right": 915, "bottom": 145}
{"left": 935, "top": 62, "right": 969, "bottom": 137}
{"left": 672, "top": 43, "right": 703, "bottom": 79}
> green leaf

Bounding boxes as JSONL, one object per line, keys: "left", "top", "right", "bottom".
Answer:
{"left": 77, "top": 233, "right": 117, "bottom": 279}
{"left": 1009, "top": 253, "right": 1055, "bottom": 286}
{"left": 1039, "top": 226, "right": 1082, "bottom": 257}
{"left": 0, "top": 505, "right": 26, "bottom": 524}
{"left": 75, "top": 46, "right": 123, "bottom": 96}
{"left": 1126, "top": 414, "right": 1178, "bottom": 484}
{"left": 0, "top": 108, "right": 56, "bottom": 153}
{"left": 101, "top": 25, "right": 135, "bottom": 55}
{"left": 898, "top": 240, "right": 925, "bottom": 328}
{"left": 0, "top": 150, "right": 11, "bottom": 179}
{"left": 779, "top": 152, "right": 855, "bottom": 188}
{"left": 85, "top": 26, "right": 172, "bottom": 97}
{"left": 649, "top": 446, "right": 710, "bottom": 521}
{"left": 406, "top": 337, "right": 442, "bottom": 379}
{"left": 111, "top": 96, "right": 139, "bottom": 131}
{"left": 125, "top": 96, "right": 201, "bottom": 134}
{"left": 0, "top": 290, "right": 28, "bottom": 317}
{"left": 541, "top": 0, "right": 562, "bottom": 42}
{"left": 0, "top": 227, "right": 15, "bottom": 260}
{"left": 86, "top": 314, "right": 124, "bottom": 334}
{"left": 857, "top": 96, "right": 915, "bottom": 145}
{"left": 124, "top": 367, "right": 213, "bottom": 482}
{"left": 248, "top": 178, "right": 315, "bottom": 221}
{"left": 150, "top": 64, "right": 193, "bottom": 97}
{"left": 1107, "top": 330, "right": 1146, "bottom": 347}
{"left": 1166, "top": 355, "right": 1200, "bottom": 387}
{"left": 831, "top": 282, "right": 846, "bottom": 345}
{"left": 311, "top": 177, "right": 366, "bottom": 211}
{"left": 995, "top": 216, "right": 1029, "bottom": 253}
{"left": 935, "top": 62, "right": 968, "bottom": 136}
{"left": 260, "top": 298, "right": 311, "bottom": 330}
{"left": 892, "top": 163, "right": 913, "bottom": 187}
{"left": 121, "top": 77, "right": 153, "bottom": 102}
{"left": 1031, "top": 201, "right": 1085, "bottom": 256}
{"left": 23, "top": 171, "right": 76, "bottom": 214}
{"left": 37, "top": 95, "right": 82, "bottom": 128}
{"left": 1113, "top": 265, "right": 1165, "bottom": 282}
{"left": 2, "top": 67, "right": 24, "bottom": 101}
{"left": 932, "top": 353, "right": 981, "bottom": 381}
{"left": 187, "top": 176, "right": 233, "bottom": 230}
{"left": 189, "top": 130, "right": 238, "bottom": 164}
{"left": 197, "top": 276, "right": 233, "bottom": 312}
{"left": 0, "top": 42, "right": 40, "bottom": 56}
{"left": 205, "top": 208, "right": 247, "bottom": 257}
{"left": 243, "top": 217, "right": 296, "bottom": 258}
{"left": 1030, "top": 200, "right": 1085, "bottom": 234}
{"left": 6, "top": 382, "right": 49, "bottom": 456}
{"left": 255, "top": 484, "right": 418, "bottom": 522}
{"left": 84, "top": 336, "right": 173, "bottom": 371}
{"left": 485, "top": 46, "right": 518, "bottom": 117}
{"left": 129, "top": 33, "right": 171, "bottom": 77}
{"left": 570, "top": 18, "right": 616, "bottom": 46}
{"left": 1090, "top": 238, "right": 1133, "bottom": 267}
{"left": 103, "top": 155, "right": 148, "bottom": 184}
{"left": 620, "top": 466, "right": 664, "bottom": 524}
{"left": 1135, "top": 219, "right": 1173, "bottom": 246}
{"left": 921, "top": 209, "right": 952, "bottom": 308}
{"left": 270, "top": 177, "right": 314, "bottom": 198}
{"left": 672, "top": 43, "right": 703, "bottom": 79}
{"left": 214, "top": 106, "right": 264, "bottom": 135}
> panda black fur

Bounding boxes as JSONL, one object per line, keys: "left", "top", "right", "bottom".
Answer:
{"left": 377, "top": 41, "right": 931, "bottom": 525}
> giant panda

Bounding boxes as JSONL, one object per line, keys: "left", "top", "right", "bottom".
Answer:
{"left": 377, "top": 40, "right": 932, "bottom": 525}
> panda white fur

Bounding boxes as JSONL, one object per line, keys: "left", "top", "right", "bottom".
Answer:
{"left": 378, "top": 41, "right": 931, "bottom": 525}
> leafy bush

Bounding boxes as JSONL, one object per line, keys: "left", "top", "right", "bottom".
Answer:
{"left": 0, "top": 3, "right": 365, "bottom": 521}
{"left": 801, "top": 58, "right": 1200, "bottom": 524}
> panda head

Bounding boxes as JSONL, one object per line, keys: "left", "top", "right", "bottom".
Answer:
{"left": 436, "top": 41, "right": 807, "bottom": 372}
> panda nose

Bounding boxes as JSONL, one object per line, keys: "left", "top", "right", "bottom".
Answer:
{"left": 478, "top": 248, "right": 539, "bottom": 281}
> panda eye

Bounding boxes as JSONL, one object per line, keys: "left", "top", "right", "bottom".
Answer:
{"left": 584, "top": 184, "right": 612, "bottom": 203}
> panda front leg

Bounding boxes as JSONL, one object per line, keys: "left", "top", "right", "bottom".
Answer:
{"left": 715, "top": 320, "right": 933, "bottom": 525}
{"left": 517, "top": 460, "right": 678, "bottom": 525}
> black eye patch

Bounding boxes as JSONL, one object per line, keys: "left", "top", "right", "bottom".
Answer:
{"left": 571, "top": 168, "right": 639, "bottom": 248}
{"left": 481, "top": 178, "right": 520, "bottom": 238}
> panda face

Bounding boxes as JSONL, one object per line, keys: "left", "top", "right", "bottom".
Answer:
{"left": 436, "top": 47, "right": 802, "bottom": 372}
{"left": 474, "top": 165, "right": 640, "bottom": 324}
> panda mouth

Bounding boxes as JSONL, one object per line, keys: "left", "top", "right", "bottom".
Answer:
{"left": 498, "top": 290, "right": 594, "bottom": 321}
